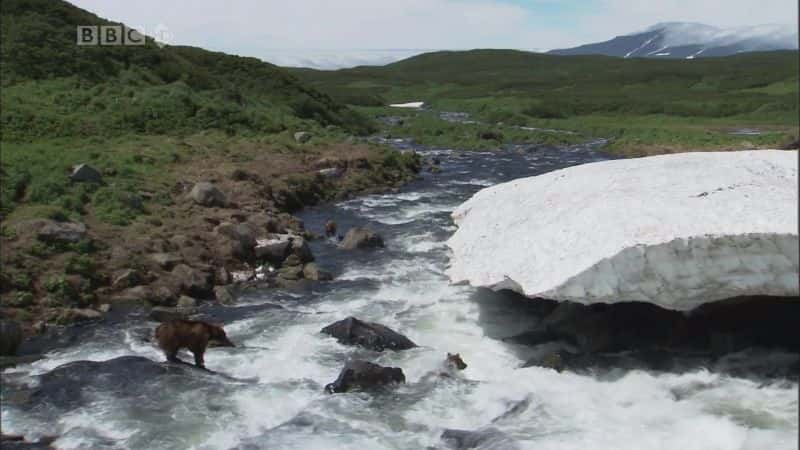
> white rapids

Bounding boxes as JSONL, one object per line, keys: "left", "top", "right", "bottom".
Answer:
{"left": 1, "top": 146, "right": 797, "bottom": 450}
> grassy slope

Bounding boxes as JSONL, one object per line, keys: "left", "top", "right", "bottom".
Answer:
{"left": 291, "top": 49, "right": 800, "bottom": 154}
{"left": 0, "top": 0, "right": 378, "bottom": 220}
{"left": 0, "top": 0, "right": 423, "bottom": 324}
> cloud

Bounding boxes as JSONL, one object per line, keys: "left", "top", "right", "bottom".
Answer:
{"left": 68, "top": 0, "right": 798, "bottom": 68}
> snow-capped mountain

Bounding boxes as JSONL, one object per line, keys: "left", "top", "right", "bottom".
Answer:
{"left": 549, "top": 22, "right": 798, "bottom": 59}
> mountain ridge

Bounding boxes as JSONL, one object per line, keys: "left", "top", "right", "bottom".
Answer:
{"left": 549, "top": 22, "right": 798, "bottom": 59}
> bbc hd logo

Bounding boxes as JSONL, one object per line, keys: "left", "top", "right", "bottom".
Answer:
{"left": 76, "top": 24, "right": 172, "bottom": 48}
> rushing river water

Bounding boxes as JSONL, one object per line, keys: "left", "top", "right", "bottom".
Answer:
{"left": 2, "top": 141, "right": 798, "bottom": 449}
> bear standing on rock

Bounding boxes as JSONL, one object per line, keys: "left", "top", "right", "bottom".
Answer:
{"left": 155, "top": 320, "right": 235, "bottom": 369}
{"left": 324, "top": 220, "right": 337, "bottom": 238}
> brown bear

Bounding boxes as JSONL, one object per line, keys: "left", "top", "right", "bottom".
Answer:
{"left": 155, "top": 320, "right": 235, "bottom": 368}
{"left": 324, "top": 220, "right": 337, "bottom": 238}
{"left": 445, "top": 353, "right": 467, "bottom": 372}
{"left": 421, "top": 353, "right": 468, "bottom": 383}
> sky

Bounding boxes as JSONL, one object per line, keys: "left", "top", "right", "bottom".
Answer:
{"left": 69, "top": 0, "right": 798, "bottom": 68}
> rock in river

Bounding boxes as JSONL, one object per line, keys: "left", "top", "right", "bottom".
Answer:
{"left": 321, "top": 317, "right": 417, "bottom": 351}
{"left": 339, "top": 227, "right": 385, "bottom": 250}
{"left": 324, "top": 360, "right": 406, "bottom": 394}
{"left": 447, "top": 150, "right": 799, "bottom": 311}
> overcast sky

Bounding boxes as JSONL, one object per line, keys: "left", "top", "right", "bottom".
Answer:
{"left": 70, "top": 0, "right": 798, "bottom": 68}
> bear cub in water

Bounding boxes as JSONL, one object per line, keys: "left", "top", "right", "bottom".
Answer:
{"left": 155, "top": 320, "right": 235, "bottom": 368}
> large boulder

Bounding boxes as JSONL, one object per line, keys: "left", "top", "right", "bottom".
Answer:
{"left": 27, "top": 220, "right": 88, "bottom": 245}
{"left": 190, "top": 182, "right": 227, "bottom": 207}
{"left": 447, "top": 150, "right": 799, "bottom": 311}
{"left": 216, "top": 223, "right": 256, "bottom": 261}
{"left": 0, "top": 320, "right": 22, "bottom": 356}
{"left": 321, "top": 317, "right": 417, "bottom": 351}
{"left": 339, "top": 228, "right": 385, "bottom": 250}
{"left": 171, "top": 264, "right": 213, "bottom": 299}
{"left": 324, "top": 360, "right": 406, "bottom": 394}
{"left": 70, "top": 163, "right": 103, "bottom": 183}
{"left": 293, "top": 131, "right": 312, "bottom": 143}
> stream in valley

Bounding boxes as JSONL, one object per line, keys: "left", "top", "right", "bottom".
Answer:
{"left": 1, "top": 139, "right": 797, "bottom": 449}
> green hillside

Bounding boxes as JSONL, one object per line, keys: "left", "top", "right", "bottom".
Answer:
{"left": 0, "top": 0, "right": 373, "bottom": 141}
{"left": 291, "top": 49, "right": 799, "bottom": 153}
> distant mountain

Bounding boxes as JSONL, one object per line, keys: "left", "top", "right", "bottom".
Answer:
{"left": 549, "top": 22, "right": 798, "bottom": 59}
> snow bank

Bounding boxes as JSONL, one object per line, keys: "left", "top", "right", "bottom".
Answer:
{"left": 446, "top": 150, "right": 799, "bottom": 311}
{"left": 389, "top": 101, "right": 426, "bottom": 109}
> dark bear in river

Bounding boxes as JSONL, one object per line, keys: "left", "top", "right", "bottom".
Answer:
{"left": 325, "top": 360, "right": 406, "bottom": 394}
{"left": 421, "top": 353, "right": 468, "bottom": 382}
{"left": 155, "top": 320, "right": 235, "bottom": 368}
{"left": 324, "top": 220, "right": 337, "bottom": 237}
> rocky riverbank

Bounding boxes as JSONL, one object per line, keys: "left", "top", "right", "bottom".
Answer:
{"left": 0, "top": 138, "right": 423, "bottom": 357}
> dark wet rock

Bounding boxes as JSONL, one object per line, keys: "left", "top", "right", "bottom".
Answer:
{"left": 27, "top": 219, "right": 88, "bottom": 245}
{"left": 441, "top": 428, "right": 519, "bottom": 450}
{"left": 0, "top": 354, "right": 43, "bottom": 370}
{"left": 214, "top": 286, "right": 236, "bottom": 305}
{"left": 148, "top": 306, "right": 195, "bottom": 323}
{"left": 502, "top": 329, "right": 558, "bottom": 347}
{"left": 339, "top": 227, "right": 385, "bottom": 250}
{"left": 0, "top": 434, "right": 57, "bottom": 450}
{"left": 150, "top": 253, "right": 183, "bottom": 270}
{"left": 70, "top": 163, "right": 103, "bottom": 183}
{"left": 321, "top": 317, "right": 417, "bottom": 351}
{"left": 491, "top": 397, "right": 533, "bottom": 424}
{"left": 522, "top": 350, "right": 574, "bottom": 372}
{"left": 26, "top": 356, "right": 186, "bottom": 410}
{"left": 277, "top": 264, "right": 303, "bottom": 281}
{"left": 190, "top": 182, "right": 227, "bottom": 207}
{"left": 294, "top": 131, "right": 313, "bottom": 143}
{"left": 287, "top": 234, "right": 314, "bottom": 264}
{"left": 303, "top": 263, "right": 333, "bottom": 281}
{"left": 324, "top": 360, "right": 406, "bottom": 394}
{"left": 0, "top": 319, "right": 23, "bottom": 356}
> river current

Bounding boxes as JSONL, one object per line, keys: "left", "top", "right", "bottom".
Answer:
{"left": 2, "top": 140, "right": 797, "bottom": 449}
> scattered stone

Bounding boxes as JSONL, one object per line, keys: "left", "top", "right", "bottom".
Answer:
{"left": 27, "top": 219, "right": 88, "bottom": 245}
{"left": 112, "top": 269, "right": 141, "bottom": 289}
{"left": 70, "top": 163, "right": 103, "bottom": 183}
{"left": 428, "top": 166, "right": 442, "bottom": 174}
{"left": 324, "top": 360, "right": 406, "bottom": 394}
{"left": 190, "top": 182, "right": 227, "bottom": 207}
{"left": 216, "top": 223, "right": 257, "bottom": 261}
{"left": 0, "top": 320, "right": 22, "bottom": 356}
{"left": 339, "top": 227, "right": 385, "bottom": 250}
{"left": 98, "top": 304, "right": 111, "bottom": 313}
{"left": 254, "top": 237, "right": 291, "bottom": 265}
{"left": 49, "top": 308, "right": 103, "bottom": 324}
{"left": 276, "top": 264, "right": 303, "bottom": 281}
{"left": 303, "top": 263, "right": 333, "bottom": 281}
{"left": 176, "top": 295, "right": 197, "bottom": 308}
{"left": 294, "top": 131, "right": 313, "bottom": 143}
{"left": 171, "top": 264, "right": 213, "bottom": 299}
{"left": 321, "top": 317, "right": 417, "bottom": 351}
{"left": 214, "top": 286, "right": 236, "bottom": 305}
{"left": 150, "top": 253, "right": 183, "bottom": 270}
{"left": 318, "top": 167, "right": 345, "bottom": 178}
{"left": 215, "top": 266, "right": 233, "bottom": 285}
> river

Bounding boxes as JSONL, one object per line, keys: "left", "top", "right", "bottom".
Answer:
{"left": 1, "top": 140, "right": 797, "bottom": 449}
